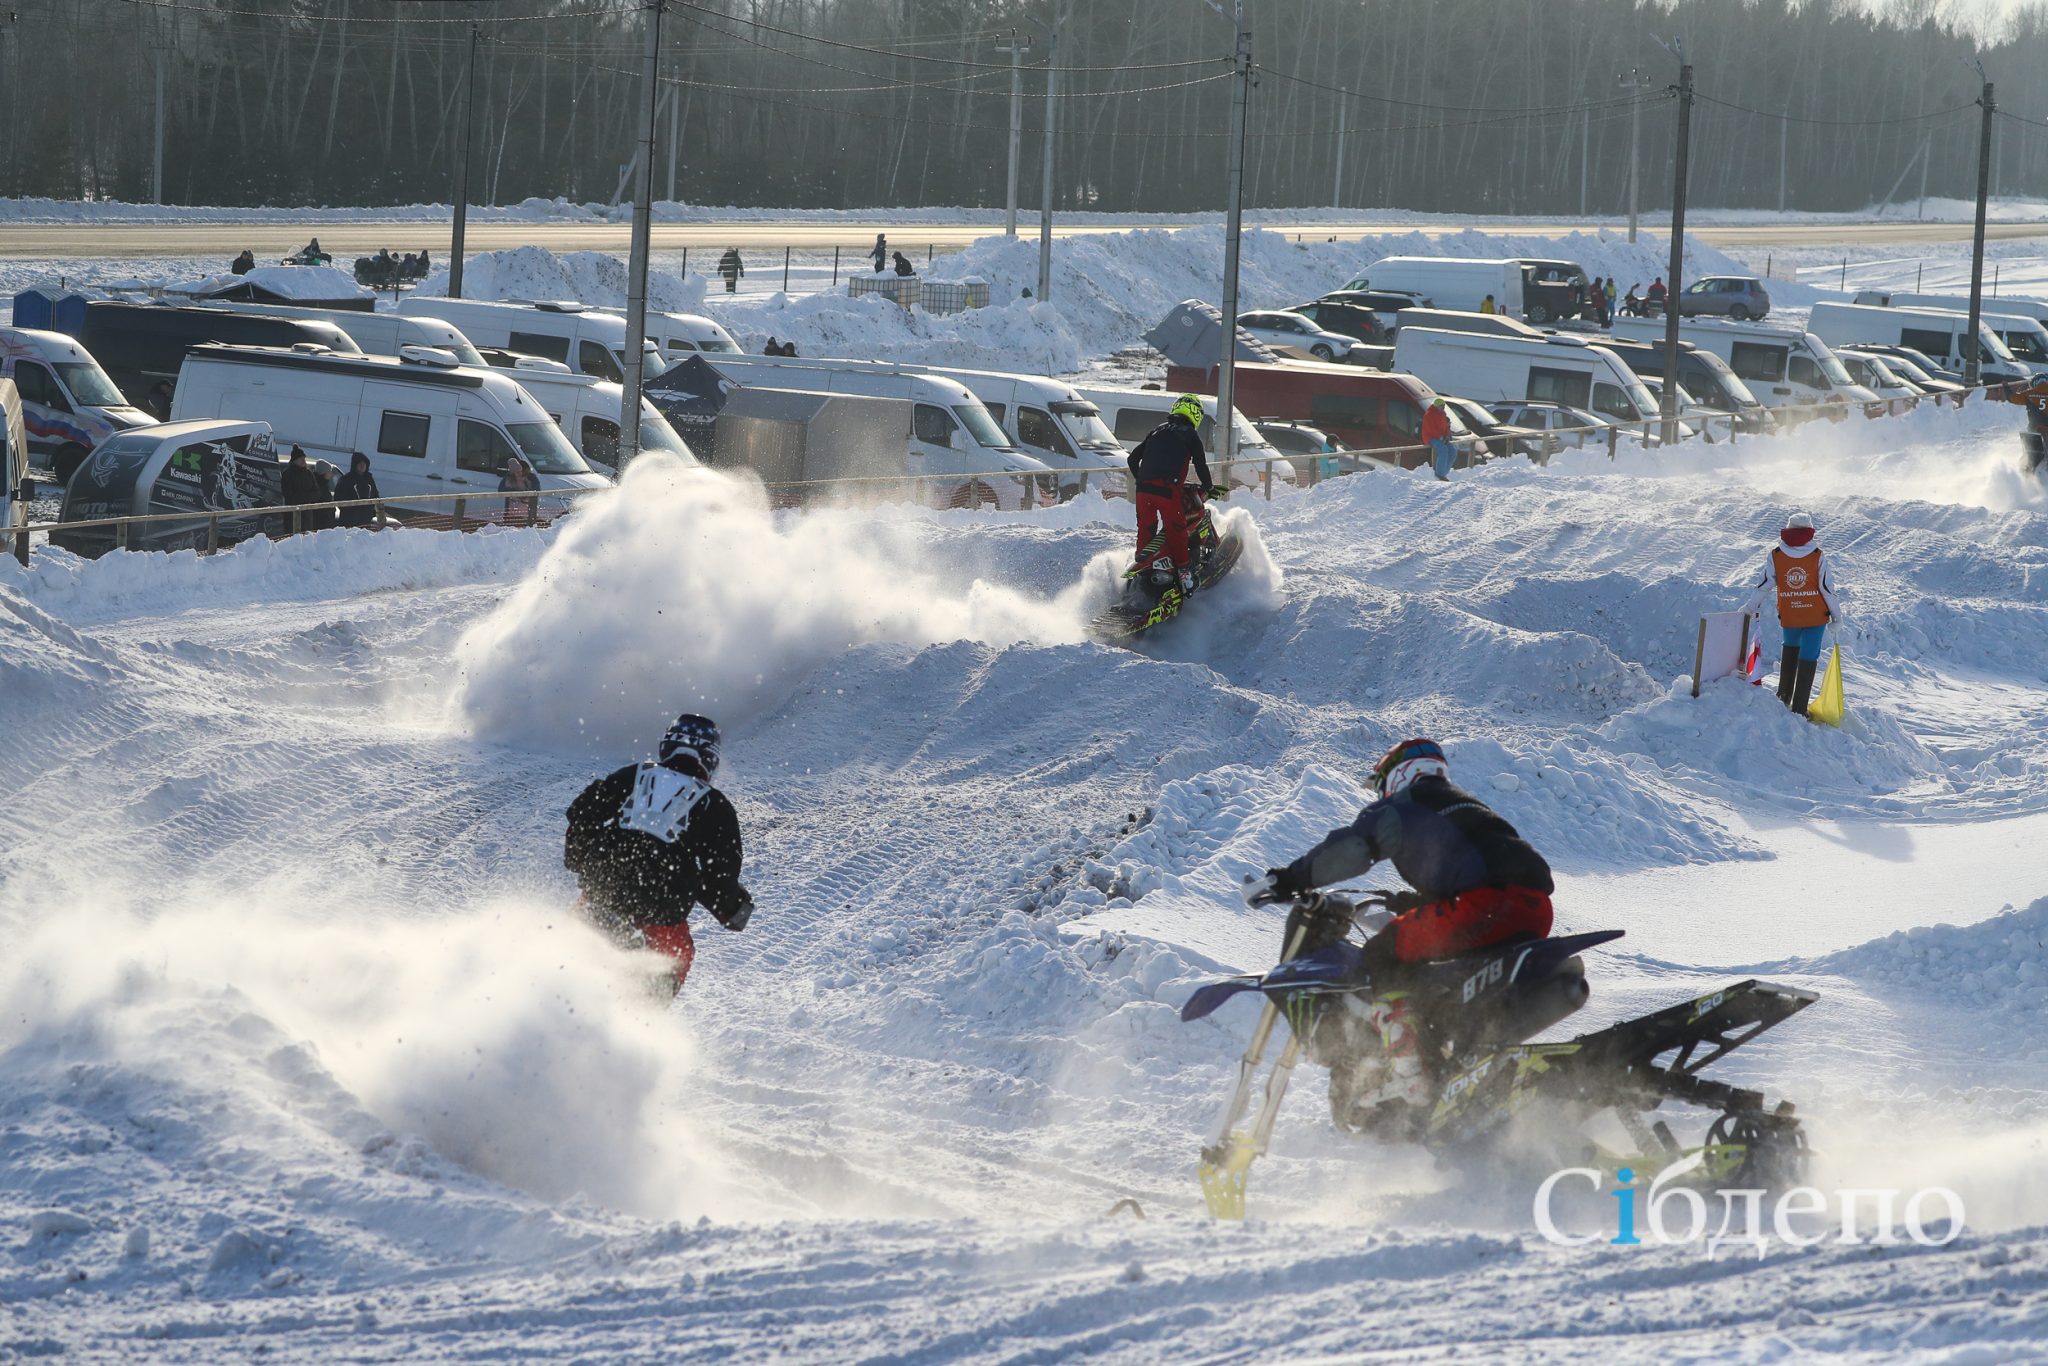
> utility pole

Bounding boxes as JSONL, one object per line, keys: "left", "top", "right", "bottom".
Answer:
{"left": 995, "top": 33, "right": 1029, "bottom": 236}
{"left": 619, "top": 0, "right": 665, "bottom": 471}
{"left": 1333, "top": 93, "right": 1346, "bottom": 209}
{"left": 448, "top": 18, "right": 481, "bottom": 298}
{"left": 1579, "top": 108, "right": 1588, "bottom": 218}
{"left": 1660, "top": 52, "right": 1694, "bottom": 443}
{"left": 1216, "top": 0, "right": 1251, "bottom": 471}
{"left": 151, "top": 13, "right": 166, "bottom": 204}
{"left": 1037, "top": 20, "right": 1058, "bottom": 299}
{"left": 666, "top": 81, "right": 680, "bottom": 203}
{"left": 1965, "top": 72, "right": 1995, "bottom": 387}
{"left": 1619, "top": 67, "right": 1651, "bottom": 242}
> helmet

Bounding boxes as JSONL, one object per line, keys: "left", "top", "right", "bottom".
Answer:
{"left": 1171, "top": 393, "right": 1205, "bottom": 425}
{"left": 1369, "top": 737, "right": 1448, "bottom": 799}
{"left": 658, "top": 713, "right": 721, "bottom": 776}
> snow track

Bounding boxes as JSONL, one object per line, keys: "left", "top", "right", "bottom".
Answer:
{"left": 2, "top": 405, "right": 2046, "bottom": 1360}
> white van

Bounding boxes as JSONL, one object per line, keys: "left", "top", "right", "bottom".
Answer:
{"left": 599, "top": 308, "right": 741, "bottom": 357}
{"left": 194, "top": 301, "right": 488, "bottom": 369}
{"left": 1610, "top": 316, "right": 1878, "bottom": 413}
{"left": 1341, "top": 258, "right": 1525, "bottom": 319}
{"left": 1807, "top": 302, "right": 2029, "bottom": 386}
{"left": 1855, "top": 294, "right": 2048, "bottom": 375}
{"left": 169, "top": 344, "right": 612, "bottom": 511}
{"left": 699, "top": 356, "right": 1052, "bottom": 509}
{"left": 396, "top": 298, "right": 665, "bottom": 383}
{"left": 1392, "top": 328, "right": 1660, "bottom": 426}
{"left": 1072, "top": 386, "right": 1297, "bottom": 491}
{"left": 0, "top": 326, "right": 156, "bottom": 482}
{"left": 706, "top": 353, "right": 1122, "bottom": 493}
{"left": 498, "top": 359, "right": 698, "bottom": 474}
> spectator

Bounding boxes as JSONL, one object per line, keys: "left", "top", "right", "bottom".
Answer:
{"left": 334, "top": 452, "right": 381, "bottom": 528}
{"left": 870, "top": 233, "right": 888, "bottom": 274}
{"left": 1479, "top": 294, "right": 1497, "bottom": 315}
{"left": 1740, "top": 510, "right": 1843, "bottom": 716}
{"left": 718, "top": 247, "right": 744, "bottom": 295}
{"left": 892, "top": 250, "right": 915, "bottom": 278}
{"left": 765, "top": 336, "right": 782, "bottom": 356}
{"left": 499, "top": 453, "right": 540, "bottom": 526}
{"left": 230, "top": 249, "right": 256, "bottom": 276}
{"left": 417, "top": 249, "right": 431, "bottom": 275}
{"left": 1645, "top": 277, "right": 1668, "bottom": 312}
{"left": 280, "top": 446, "right": 325, "bottom": 533}
{"left": 1604, "top": 277, "right": 1618, "bottom": 314}
{"left": 145, "top": 381, "right": 174, "bottom": 422}
{"left": 781, "top": 340, "right": 799, "bottom": 357}
{"left": 1421, "top": 397, "right": 1455, "bottom": 482}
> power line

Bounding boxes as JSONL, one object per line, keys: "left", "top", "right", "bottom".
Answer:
{"left": 1692, "top": 91, "right": 1977, "bottom": 127}
{"left": 110, "top": 0, "right": 638, "bottom": 25}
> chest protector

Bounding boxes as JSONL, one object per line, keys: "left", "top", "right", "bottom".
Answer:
{"left": 616, "top": 763, "right": 710, "bottom": 844}
{"left": 1771, "top": 547, "right": 1829, "bottom": 627}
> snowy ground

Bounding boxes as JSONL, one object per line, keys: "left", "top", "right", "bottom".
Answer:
{"left": 2, "top": 377, "right": 2045, "bottom": 1361}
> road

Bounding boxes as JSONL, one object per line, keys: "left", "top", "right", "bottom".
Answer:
{"left": 1, "top": 216, "right": 2043, "bottom": 261}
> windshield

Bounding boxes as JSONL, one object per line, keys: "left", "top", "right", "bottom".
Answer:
{"left": 637, "top": 405, "right": 690, "bottom": 457}
{"left": 1883, "top": 355, "right": 1932, "bottom": 383}
{"left": 2000, "top": 330, "right": 2047, "bottom": 362}
{"left": 1053, "top": 402, "right": 1121, "bottom": 449}
{"left": 440, "top": 339, "right": 488, "bottom": 367}
{"left": 696, "top": 329, "right": 740, "bottom": 354}
{"left": 952, "top": 404, "right": 1012, "bottom": 449}
{"left": 1690, "top": 353, "right": 1761, "bottom": 408}
{"left": 54, "top": 360, "right": 125, "bottom": 407}
{"left": 1804, "top": 336, "right": 1854, "bottom": 387}
{"left": 1977, "top": 326, "right": 2017, "bottom": 364}
{"left": 506, "top": 420, "right": 589, "bottom": 474}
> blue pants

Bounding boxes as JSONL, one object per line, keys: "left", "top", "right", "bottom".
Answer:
{"left": 1781, "top": 624, "right": 1827, "bottom": 660}
{"left": 1430, "top": 437, "right": 1455, "bottom": 480}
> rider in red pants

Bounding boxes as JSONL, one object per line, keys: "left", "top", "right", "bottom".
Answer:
{"left": 1127, "top": 393, "right": 1218, "bottom": 594}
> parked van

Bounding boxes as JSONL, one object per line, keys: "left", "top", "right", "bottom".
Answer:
{"left": 1166, "top": 356, "right": 1436, "bottom": 468}
{"left": 1340, "top": 258, "right": 1526, "bottom": 319}
{"left": 396, "top": 297, "right": 665, "bottom": 383}
{"left": 75, "top": 302, "right": 360, "bottom": 408}
{"left": 699, "top": 356, "right": 1051, "bottom": 509}
{"left": 0, "top": 326, "right": 155, "bottom": 482}
{"left": 1851, "top": 294, "right": 2048, "bottom": 374}
{"left": 602, "top": 308, "right": 741, "bottom": 357}
{"left": 1610, "top": 316, "right": 1878, "bottom": 413}
{"left": 1385, "top": 309, "right": 1544, "bottom": 340}
{"left": 1806, "top": 302, "right": 2028, "bottom": 386}
{"left": 1075, "top": 385, "right": 1296, "bottom": 488}
{"left": 709, "top": 353, "right": 1123, "bottom": 493}
{"left": 196, "top": 300, "right": 488, "bottom": 368}
{"left": 497, "top": 358, "right": 698, "bottom": 473}
{"left": 168, "top": 344, "right": 612, "bottom": 511}
{"left": 1594, "top": 336, "right": 1769, "bottom": 430}
{"left": 1391, "top": 328, "right": 1659, "bottom": 426}
{"left": 1516, "top": 259, "right": 1595, "bottom": 324}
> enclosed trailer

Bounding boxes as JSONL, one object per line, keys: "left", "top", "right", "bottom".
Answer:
{"left": 52, "top": 419, "right": 286, "bottom": 557}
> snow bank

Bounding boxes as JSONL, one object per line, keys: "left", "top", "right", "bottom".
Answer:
{"left": 412, "top": 244, "right": 708, "bottom": 314}
{"left": 161, "top": 263, "right": 370, "bottom": 302}
{"left": 453, "top": 459, "right": 1094, "bottom": 752}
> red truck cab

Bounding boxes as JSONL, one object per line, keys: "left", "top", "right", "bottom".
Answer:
{"left": 1167, "top": 359, "right": 1438, "bottom": 469}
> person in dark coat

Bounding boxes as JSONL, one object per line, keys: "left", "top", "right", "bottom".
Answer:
{"left": 334, "top": 452, "right": 381, "bottom": 528}
{"left": 280, "top": 446, "right": 326, "bottom": 533}
{"left": 892, "top": 251, "right": 915, "bottom": 278}
{"left": 305, "top": 461, "right": 341, "bottom": 531}
{"left": 145, "top": 381, "right": 174, "bottom": 422}
{"left": 564, "top": 713, "right": 753, "bottom": 997}
{"left": 230, "top": 249, "right": 256, "bottom": 276}
{"left": 1126, "top": 393, "right": 1218, "bottom": 594}
{"left": 1645, "top": 277, "right": 1668, "bottom": 312}
{"left": 718, "top": 247, "right": 745, "bottom": 294}
{"left": 869, "top": 233, "right": 888, "bottom": 274}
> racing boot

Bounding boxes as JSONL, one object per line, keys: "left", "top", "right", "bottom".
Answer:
{"left": 1775, "top": 646, "right": 1800, "bottom": 708}
{"left": 1178, "top": 567, "right": 1196, "bottom": 596}
{"left": 1357, "top": 995, "right": 1432, "bottom": 1111}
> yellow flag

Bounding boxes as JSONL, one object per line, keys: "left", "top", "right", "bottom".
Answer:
{"left": 1809, "top": 646, "right": 1845, "bottom": 728}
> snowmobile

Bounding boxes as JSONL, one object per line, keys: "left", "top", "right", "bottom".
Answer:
{"left": 1088, "top": 485, "right": 1245, "bottom": 640}
{"left": 1182, "top": 891, "right": 1815, "bottom": 1219}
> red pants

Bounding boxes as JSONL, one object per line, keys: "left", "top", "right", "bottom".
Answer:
{"left": 1135, "top": 490, "right": 1189, "bottom": 569}
{"left": 643, "top": 921, "right": 696, "bottom": 989}
{"left": 1389, "top": 886, "right": 1553, "bottom": 963}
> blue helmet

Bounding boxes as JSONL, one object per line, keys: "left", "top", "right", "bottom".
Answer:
{"left": 659, "top": 713, "right": 721, "bottom": 775}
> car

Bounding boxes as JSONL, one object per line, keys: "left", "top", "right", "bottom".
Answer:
{"left": 1486, "top": 399, "right": 1610, "bottom": 453}
{"left": 1317, "top": 289, "right": 1430, "bottom": 334}
{"left": 1846, "top": 343, "right": 1969, "bottom": 396}
{"left": 1237, "top": 310, "right": 1355, "bottom": 361}
{"left": 1282, "top": 300, "right": 1384, "bottom": 346}
{"left": 1675, "top": 276, "right": 1772, "bottom": 321}
{"left": 1840, "top": 347, "right": 1965, "bottom": 404}
{"left": 1833, "top": 351, "right": 1919, "bottom": 415}
{"left": 1436, "top": 395, "right": 1544, "bottom": 462}
{"left": 1253, "top": 419, "right": 1371, "bottom": 479}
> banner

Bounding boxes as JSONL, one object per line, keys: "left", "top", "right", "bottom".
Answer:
{"left": 1692, "top": 611, "right": 1752, "bottom": 697}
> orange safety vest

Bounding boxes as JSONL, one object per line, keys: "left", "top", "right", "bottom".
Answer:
{"left": 1771, "top": 547, "right": 1829, "bottom": 627}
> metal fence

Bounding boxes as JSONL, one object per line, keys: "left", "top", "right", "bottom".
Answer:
{"left": 6, "top": 380, "right": 2023, "bottom": 567}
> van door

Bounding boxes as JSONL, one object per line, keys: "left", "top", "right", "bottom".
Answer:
{"left": 368, "top": 407, "right": 439, "bottom": 501}
{"left": 1728, "top": 340, "right": 1793, "bottom": 403}
{"left": 1016, "top": 405, "right": 1077, "bottom": 471}
{"left": 455, "top": 417, "right": 522, "bottom": 493}
{"left": 577, "top": 338, "right": 624, "bottom": 383}
{"left": 911, "top": 401, "right": 964, "bottom": 477}
{"left": 8, "top": 358, "right": 81, "bottom": 461}
{"left": 1528, "top": 365, "right": 1593, "bottom": 409}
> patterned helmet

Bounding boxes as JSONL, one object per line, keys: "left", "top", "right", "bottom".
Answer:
{"left": 1369, "top": 737, "right": 1448, "bottom": 799}
{"left": 658, "top": 713, "right": 721, "bottom": 775}
{"left": 1171, "top": 393, "right": 1206, "bottom": 425}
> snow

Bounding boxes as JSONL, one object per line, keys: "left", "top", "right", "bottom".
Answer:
{"left": 162, "top": 263, "right": 372, "bottom": 303}
{"left": 2, "top": 213, "right": 2047, "bottom": 1360}
{"left": 4, "top": 214, "right": 2048, "bottom": 1359}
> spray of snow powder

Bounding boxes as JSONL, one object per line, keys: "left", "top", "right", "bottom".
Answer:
{"left": 452, "top": 457, "right": 1112, "bottom": 752}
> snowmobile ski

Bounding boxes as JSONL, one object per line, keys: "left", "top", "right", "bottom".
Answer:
{"left": 1196, "top": 924, "right": 1309, "bottom": 1220}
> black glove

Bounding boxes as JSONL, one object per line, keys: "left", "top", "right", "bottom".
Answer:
{"left": 711, "top": 887, "right": 754, "bottom": 932}
{"left": 1382, "top": 889, "right": 1425, "bottom": 916}
{"left": 1283, "top": 892, "right": 1352, "bottom": 959}
{"left": 1243, "top": 867, "right": 1301, "bottom": 907}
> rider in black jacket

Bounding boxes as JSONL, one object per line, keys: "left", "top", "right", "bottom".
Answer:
{"left": 1128, "top": 394, "right": 1219, "bottom": 593}
{"left": 564, "top": 713, "right": 753, "bottom": 995}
